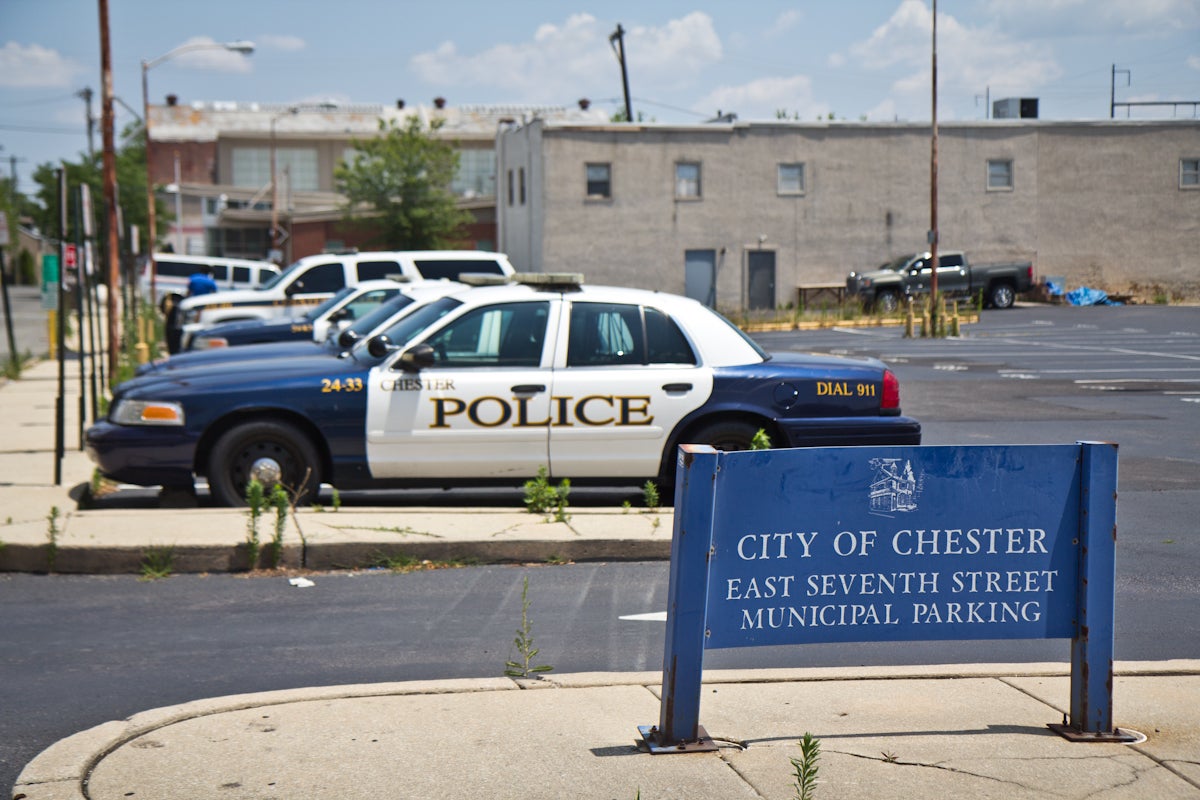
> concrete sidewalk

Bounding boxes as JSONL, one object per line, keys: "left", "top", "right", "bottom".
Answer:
{"left": 14, "top": 663, "right": 1200, "bottom": 799}
{"left": 6, "top": 360, "right": 1200, "bottom": 799}
{"left": 0, "top": 359, "right": 674, "bottom": 575}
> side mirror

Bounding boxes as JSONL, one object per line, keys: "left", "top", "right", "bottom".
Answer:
{"left": 337, "top": 328, "right": 361, "bottom": 348}
{"left": 367, "top": 334, "right": 397, "bottom": 358}
{"left": 284, "top": 281, "right": 301, "bottom": 296}
{"left": 397, "top": 343, "right": 436, "bottom": 373}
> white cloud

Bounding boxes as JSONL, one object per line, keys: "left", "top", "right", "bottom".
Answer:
{"left": 1188, "top": 55, "right": 1200, "bottom": 70}
{"left": 166, "top": 37, "right": 255, "bottom": 73}
{"left": 0, "top": 42, "right": 84, "bottom": 88}
{"left": 257, "top": 34, "right": 307, "bottom": 52}
{"left": 696, "top": 75, "right": 828, "bottom": 121}
{"left": 981, "top": 0, "right": 1200, "bottom": 37}
{"left": 768, "top": 10, "right": 804, "bottom": 37}
{"left": 847, "top": 0, "right": 1062, "bottom": 117}
{"left": 409, "top": 12, "right": 723, "bottom": 103}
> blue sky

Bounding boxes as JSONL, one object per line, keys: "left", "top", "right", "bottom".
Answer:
{"left": 3, "top": 0, "right": 1198, "bottom": 193}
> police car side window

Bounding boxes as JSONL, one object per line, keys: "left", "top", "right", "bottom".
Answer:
{"left": 292, "top": 262, "right": 345, "bottom": 293}
{"left": 645, "top": 308, "right": 697, "bottom": 365}
{"left": 425, "top": 302, "right": 549, "bottom": 368}
{"left": 356, "top": 261, "right": 402, "bottom": 281}
{"left": 567, "top": 303, "right": 643, "bottom": 367}
{"left": 232, "top": 267, "right": 250, "bottom": 283}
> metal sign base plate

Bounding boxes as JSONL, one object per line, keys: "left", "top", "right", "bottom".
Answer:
{"left": 637, "top": 724, "right": 718, "bottom": 754}
{"left": 1048, "top": 723, "right": 1142, "bottom": 743}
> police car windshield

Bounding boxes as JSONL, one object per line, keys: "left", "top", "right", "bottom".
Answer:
{"left": 346, "top": 293, "right": 416, "bottom": 337}
{"left": 352, "top": 295, "right": 463, "bottom": 357}
{"left": 707, "top": 307, "right": 770, "bottom": 361}
{"left": 257, "top": 258, "right": 311, "bottom": 292}
{"left": 303, "top": 286, "right": 357, "bottom": 322}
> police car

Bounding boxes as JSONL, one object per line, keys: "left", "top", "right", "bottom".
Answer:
{"left": 188, "top": 279, "right": 414, "bottom": 350}
{"left": 136, "top": 281, "right": 471, "bottom": 375}
{"left": 87, "top": 275, "right": 921, "bottom": 506}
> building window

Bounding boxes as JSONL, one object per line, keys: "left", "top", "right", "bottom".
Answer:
{"left": 987, "top": 159, "right": 1013, "bottom": 191}
{"left": 452, "top": 148, "right": 496, "bottom": 198}
{"left": 675, "top": 162, "right": 701, "bottom": 199}
{"left": 519, "top": 168, "right": 526, "bottom": 205}
{"left": 506, "top": 170, "right": 514, "bottom": 206}
{"left": 778, "top": 163, "right": 805, "bottom": 195}
{"left": 586, "top": 163, "right": 612, "bottom": 199}
{"left": 1181, "top": 158, "right": 1200, "bottom": 189}
{"left": 231, "top": 146, "right": 319, "bottom": 192}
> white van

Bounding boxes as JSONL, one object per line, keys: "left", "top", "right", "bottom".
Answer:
{"left": 170, "top": 250, "right": 515, "bottom": 353}
{"left": 139, "top": 254, "right": 281, "bottom": 312}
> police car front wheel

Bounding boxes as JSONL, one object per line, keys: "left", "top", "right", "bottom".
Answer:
{"left": 208, "top": 420, "right": 321, "bottom": 507}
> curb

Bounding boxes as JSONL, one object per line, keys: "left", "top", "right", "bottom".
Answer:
{"left": 16, "top": 661, "right": 1200, "bottom": 800}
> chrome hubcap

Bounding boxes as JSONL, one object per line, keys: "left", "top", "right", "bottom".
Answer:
{"left": 249, "top": 457, "right": 283, "bottom": 486}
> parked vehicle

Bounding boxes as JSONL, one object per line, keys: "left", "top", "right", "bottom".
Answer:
{"left": 88, "top": 275, "right": 921, "bottom": 506}
{"left": 846, "top": 251, "right": 1035, "bottom": 312}
{"left": 139, "top": 254, "right": 281, "bottom": 312}
{"left": 168, "top": 250, "right": 515, "bottom": 353}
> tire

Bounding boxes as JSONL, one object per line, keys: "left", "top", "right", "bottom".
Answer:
{"left": 207, "top": 420, "right": 321, "bottom": 507}
{"left": 688, "top": 419, "right": 761, "bottom": 452}
{"left": 875, "top": 290, "right": 901, "bottom": 314}
{"left": 988, "top": 282, "right": 1016, "bottom": 309}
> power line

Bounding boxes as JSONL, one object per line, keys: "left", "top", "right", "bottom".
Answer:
{"left": 0, "top": 122, "right": 83, "bottom": 135}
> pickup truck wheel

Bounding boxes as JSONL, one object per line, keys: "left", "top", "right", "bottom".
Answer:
{"left": 208, "top": 420, "right": 320, "bottom": 507}
{"left": 988, "top": 282, "right": 1016, "bottom": 309}
{"left": 876, "top": 290, "right": 901, "bottom": 314}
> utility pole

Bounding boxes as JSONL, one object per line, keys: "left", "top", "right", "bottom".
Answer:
{"left": 77, "top": 87, "right": 96, "bottom": 161}
{"left": 98, "top": 0, "right": 120, "bottom": 384}
{"left": 929, "top": 0, "right": 940, "bottom": 334}
{"left": 609, "top": 24, "right": 633, "bottom": 123}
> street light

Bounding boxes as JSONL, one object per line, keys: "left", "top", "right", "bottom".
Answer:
{"left": 142, "top": 39, "right": 253, "bottom": 306}
{"left": 270, "top": 106, "right": 299, "bottom": 263}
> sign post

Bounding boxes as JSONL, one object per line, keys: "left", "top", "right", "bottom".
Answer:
{"left": 642, "top": 441, "right": 1132, "bottom": 752}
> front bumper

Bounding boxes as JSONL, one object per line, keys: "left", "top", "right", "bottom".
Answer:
{"left": 85, "top": 420, "right": 198, "bottom": 488}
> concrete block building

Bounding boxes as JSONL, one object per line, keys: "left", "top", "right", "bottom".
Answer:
{"left": 496, "top": 119, "right": 1200, "bottom": 310}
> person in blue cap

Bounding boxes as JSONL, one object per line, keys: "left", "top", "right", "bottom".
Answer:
{"left": 187, "top": 265, "right": 218, "bottom": 297}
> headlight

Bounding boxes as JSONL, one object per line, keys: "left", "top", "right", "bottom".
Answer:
{"left": 111, "top": 399, "right": 185, "bottom": 426}
{"left": 192, "top": 336, "right": 228, "bottom": 349}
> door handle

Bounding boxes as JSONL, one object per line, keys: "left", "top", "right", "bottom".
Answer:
{"left": 511, "top": 384, "right": 546, "bottom": 394}
{"left": 662, "top": 383, "right": 692, "bottom": 392}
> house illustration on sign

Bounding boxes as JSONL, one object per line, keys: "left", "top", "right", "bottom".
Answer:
{"left": 869, "top": 458, "right": 918, "bottom": 513}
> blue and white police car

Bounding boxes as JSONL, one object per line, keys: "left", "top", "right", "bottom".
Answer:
{"left": 186, "top": 279, "right": 410, "bottom": 350}
{"left": 87, "top": 275, "right": 921, "bottom": 506}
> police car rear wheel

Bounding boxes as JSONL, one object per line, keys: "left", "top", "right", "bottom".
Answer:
{"left": 692, "top": 419, "right": 759, "bottom": 452}
{"left": 209, "top": 420, "right": 320, "bottom": 507}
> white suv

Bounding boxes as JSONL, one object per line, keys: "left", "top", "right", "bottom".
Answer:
{"left": 169, "top": 250, "right": 515, "bottom": 353}
{"left": 139, "top": 254, "right": 281, "bottom": 312}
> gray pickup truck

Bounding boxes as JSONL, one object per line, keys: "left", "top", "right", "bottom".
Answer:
{"left": 846, "top": 251, "right": 1035, "bottom": 312}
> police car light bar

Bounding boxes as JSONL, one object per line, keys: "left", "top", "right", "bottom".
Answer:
{"left": 458, "top": 273, "right": 513, "bottom": 286}
{"left": 514, "top": 272, "right": 585, "bottom": 288}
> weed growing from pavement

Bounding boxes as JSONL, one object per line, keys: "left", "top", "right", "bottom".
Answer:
{"left": 268, "top": 484, "right": 289, "bottom": 569}
{"left": 139, "top": 545, "right": 176, "bottom": 581}
{"left": 523, "top": 466, "right": 570, "bottom": 523}
{"left": 45, "top": 506, "right": 60, "bottom": 572}
{"left": 370, "top": 551, "right": 477, "bottom": 573}
{"left": 881, "top": 750, "right": 898, "bottom": 763}
{"left": 641, "top": 480, "right": 660, "bottom": 512}
{"left": 790, "top": 732, "right": 822, "bottom": 800}
{"left": 244, "top": 479, "right": 265, "bottom": 569}
{"left": 504, "top": 575, "right": 554, "bottom": 679}
{"left": 751, "top": 428, "right": 773, "bottom": 450}
{"left": 3, "top": 351, "right": 32, "bottom": 380}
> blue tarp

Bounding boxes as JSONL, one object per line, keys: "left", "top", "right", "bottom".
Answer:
{"left": 1065, "top": 286, "right": 1123, "bottom": 306}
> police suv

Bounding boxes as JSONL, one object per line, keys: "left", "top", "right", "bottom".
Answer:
{"left": 169, "top": 250, "right": 515, "bottom": 352}
{"left": 88, "top": 275, "right": 921, "bottom": 506}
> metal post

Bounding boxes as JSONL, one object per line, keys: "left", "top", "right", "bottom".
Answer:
{"left": 639, "top": 444, "right": 719, "bottom": 753}
{"left": 1051, "top": 441, "right": 1133, "bottom": 741}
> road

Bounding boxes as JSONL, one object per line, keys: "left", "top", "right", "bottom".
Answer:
{"left": 3, "top": 303, "right": 1199, "bottom": 791}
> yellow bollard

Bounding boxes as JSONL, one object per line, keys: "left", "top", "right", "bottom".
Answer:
{"left": 904, "top": 298, "right": 915, "bottom": 338}
{"left": 950, "top": 301, "right": 961, "bottom": 337}
{"left": 47, "top": 310, "right": 56, "bottom": 359}
{"left": 135, "top": 340, "right": 149, "bottom": 365}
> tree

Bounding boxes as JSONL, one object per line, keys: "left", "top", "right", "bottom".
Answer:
{"left": 334, "top": 117, "right": 470, "bottom": 250}
{"left": 28, "top": 121, "right": 159, "bottom": 254}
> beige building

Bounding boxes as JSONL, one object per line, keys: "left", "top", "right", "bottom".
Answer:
{"left": 496, "top": 119, "right": 1200, "bottom": 310}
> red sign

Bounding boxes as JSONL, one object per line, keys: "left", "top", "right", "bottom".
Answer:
{"left": 64, "top": 244, "right": 78, "bottom": 269}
